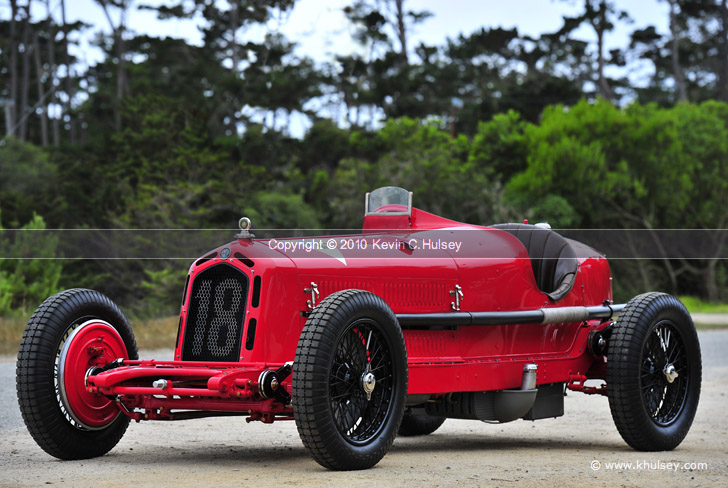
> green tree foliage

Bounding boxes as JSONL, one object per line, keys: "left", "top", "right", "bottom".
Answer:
{"left": 469, "top": 110, "right": 528, "bottom": 183}
{"left": 631, "top": 0, "right": 728, "bottom": 104}
{"left": 242, "top": 192, "right": 321, "bottom": 231}
{"left": 0, "top": 213, "right": 62, "bottom": 315}
{"left": 0, "top": 137, "right": 57, "bottom": 227}
{"left": 323, "top": 118, "right": 511, "bottom": 228}
{"left": 506, "top": 99, "right": 728, "bottom": 300}
{"left": 137, "top": 267, "right": 189, "bottom": 319}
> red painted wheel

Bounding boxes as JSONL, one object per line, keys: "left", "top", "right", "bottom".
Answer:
{"left": 17, "top": 289, "right": 138, "bottom": 460}
{"left": 59, "top": 320, "right": 129, "bottom": 429}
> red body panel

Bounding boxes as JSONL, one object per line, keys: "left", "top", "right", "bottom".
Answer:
{"left": 165, "top": 207, "right": 613, "bottom": 396}
{"left": 86, "top": 205, "right": 615, "bottom": 421}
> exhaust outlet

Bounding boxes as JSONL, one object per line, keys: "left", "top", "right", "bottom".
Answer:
{"left": 521, "top": 364, "right": 537, "bottom": 390}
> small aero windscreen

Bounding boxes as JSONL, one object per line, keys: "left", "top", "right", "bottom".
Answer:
{"left": 365, "top": 186, "right": 412, "bottom": 216}
{"left": 182, "top": 263, "right": 248, "bottom": 362}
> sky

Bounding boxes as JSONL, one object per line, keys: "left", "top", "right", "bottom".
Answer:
{"left": 27, "top": 0, "right": 670, "bottom": 80}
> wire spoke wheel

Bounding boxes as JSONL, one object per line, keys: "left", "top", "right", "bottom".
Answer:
{"left": 607, "top": 292, "right": 701, "bottom": 451}
{"left": 293, "top": 290, "right": 407, "bottom": 470}
{"left": 329, "top": 319, "right": 395, "bottom": 444}
{"left": 640, "top": 321, "right": 689, "bottom": 426}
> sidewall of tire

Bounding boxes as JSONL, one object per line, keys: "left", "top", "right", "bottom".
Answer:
{"left": 293, "top": 290, "right": 408, "bottom": 470}
{"left": 16, "top": 289, "right": 138, "bottom": 460}
{"left": 607, "top": 292, "right": 701, "bottom": 451}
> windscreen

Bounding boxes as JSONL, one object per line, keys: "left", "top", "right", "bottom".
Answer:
{"left": 365, "top": 186, "right": 412, "bottom": 215}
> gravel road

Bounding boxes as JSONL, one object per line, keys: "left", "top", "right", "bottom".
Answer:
{"left": 1, "top": 333, "right": 726, "bottom": 488}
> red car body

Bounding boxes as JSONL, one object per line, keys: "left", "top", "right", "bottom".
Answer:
{"left": 170, "top": 203, "right": 611, "bottom": 395}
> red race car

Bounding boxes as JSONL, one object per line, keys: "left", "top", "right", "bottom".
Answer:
{"left": 16, "top": 186, "right": 701, "bottom": 470}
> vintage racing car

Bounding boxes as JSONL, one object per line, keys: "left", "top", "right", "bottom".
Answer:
{"left": 16, "top": 186, "right": 701, "bottom": 470}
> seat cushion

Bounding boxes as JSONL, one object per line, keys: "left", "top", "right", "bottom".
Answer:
{"left": 492, "top": 223, "right": 578, "bottom": 301}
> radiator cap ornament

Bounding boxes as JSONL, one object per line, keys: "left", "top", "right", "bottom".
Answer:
{"left": 236, "top": 217, "right": 255, "bottom": 239}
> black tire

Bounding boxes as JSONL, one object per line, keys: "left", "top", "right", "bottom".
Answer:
{"left": 607, "top": 292, "right": 701, "bottom": 451}
{"left": 398, "top": 413, "right": 445, "bottom": 437}
{"left": 16, "top": 289, "right": 138, "bottom": 460}
{"left": 293, "top": 290, "right": 407, "bottom": 470}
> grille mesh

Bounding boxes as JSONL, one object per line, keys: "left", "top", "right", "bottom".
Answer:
{"left": 182, "top": 263, "right": 248, "bottom": 362}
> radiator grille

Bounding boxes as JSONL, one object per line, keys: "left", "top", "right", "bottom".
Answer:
{"left": 182, "top": 263, "right": 248, "bottom": 362}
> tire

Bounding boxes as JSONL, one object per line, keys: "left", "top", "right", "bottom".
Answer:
{"left": 607, "top": 292, "right": 701, "bottom": 451}
{"left": 16, "top": 289, "right": 138, "bottom": 460}
{"left": 293, "top": 290, "right": 407, "bottom": 470}
{"left": 398, "top": 413, "right": 445, "bottom": 437}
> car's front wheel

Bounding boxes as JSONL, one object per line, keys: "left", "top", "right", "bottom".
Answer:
{"left": 607, "top": 292, "right": 701, "bottom": 451}
{"left": 293, "top": 290, "right": 407, "bottom": 470}
{"left": 16, "top": 289, "right": 138, "bottom": 459}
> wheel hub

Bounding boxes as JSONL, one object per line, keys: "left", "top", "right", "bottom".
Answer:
{"left": 361, "top": 368, "right": 376, "bottom": 401}
{"left": 663, "top": 363, "right": 678, "bottom": 384}
{"left": 58, "top": 320, "right": 128, "bottom": 430}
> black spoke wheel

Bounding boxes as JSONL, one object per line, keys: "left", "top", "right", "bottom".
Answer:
{"left": 329, "top": 318, "right": 395, "bottom": 444}
{"left": 16, "top": 289, "right": 138, "bottom": 460}
{"left": 640, "top": 321, "right": 689, "bottom": 426}
{"left": 607, "top": 293, "right": 701, "bottom": 451}
{"left": 293, "top": 290, "right": 407, "bottom": 470}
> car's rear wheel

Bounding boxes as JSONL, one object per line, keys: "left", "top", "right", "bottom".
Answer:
{"left": 293, "top": 290, "right": 407, "bottom": 470}
{"left": 398, "top": 413, "right": 446, "bottom": 436}
{"left": 16, "top": 289, "right": 138, "bottom": 459}
{"left": 607, "top": 292, "right": 701, "bottom": 451}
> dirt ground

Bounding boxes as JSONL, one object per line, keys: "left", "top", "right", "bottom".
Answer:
{"left": 1, "top": 333, "right": 726, "bottom": 488}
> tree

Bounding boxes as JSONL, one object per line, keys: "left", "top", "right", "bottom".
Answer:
{"left": 95, "top": 0, "right": 133, "bottom": 131}
{"left": 0, "top": 212, "right": 62, "bottom": 314}
{"left": 434, "top": 26, "right": 586, "bottom": 129}
{"left": 45, "top": 0, "right": 60, "bottom": 145}
{"left": 631, "top": 0, "right": 728, "bottom": 104}
{"left": 0, "top": 1, "right": 86, "bottom": 145}
{"left": 506, "top": 99, "right": 728, "bottom": 300}
{"left": 0, "top": 137, "right": 57, "bottom": 226}
{"left": 323, "top": 118, "right": 509, "bottom": 228}
{"left": 469, "top": 110, "right": 528, "bottom": 184}
{"left": 7, "top": 0, "right": 19, "bottom": 137}
{"left": 667, "top": 0, "right": 688, "bottom": 100}
{"left": 143, "top": 0, "right": 298, "bottom": 136}
{"left": 680, "top": 0, "right": 728, "bottom": 102}
{"left": 242, "top": 33, "right": 322, "bottom": 134}
{"left": 60, "top": 0, "right": 78, "bottom": 142}
{"left": 18, "top": 0, "right": 32, "bottom": 141}
{"left": 336, "top": 0, "right": 432, "bottom": 123}
{"left": 560, "top": 0, "right": 631, "bottom": 101}
{"left": 345, "top": 0, "right": 432, "bottom": 65}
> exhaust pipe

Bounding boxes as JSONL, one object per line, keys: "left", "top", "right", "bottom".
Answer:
{"left": 521, "top": 363, "right": 537, "bottom": 390}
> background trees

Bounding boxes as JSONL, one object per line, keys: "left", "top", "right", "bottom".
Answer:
{"left": 1, "top": 0, "right": 727, "bottom": 315}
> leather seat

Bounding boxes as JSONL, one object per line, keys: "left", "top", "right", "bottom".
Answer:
{"left": 492, "top": 223, "right": 578, "bottom": 302}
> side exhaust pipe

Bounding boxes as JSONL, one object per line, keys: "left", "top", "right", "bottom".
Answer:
{"left": 521, "top": 363, "right": 538, "bottom": 390}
